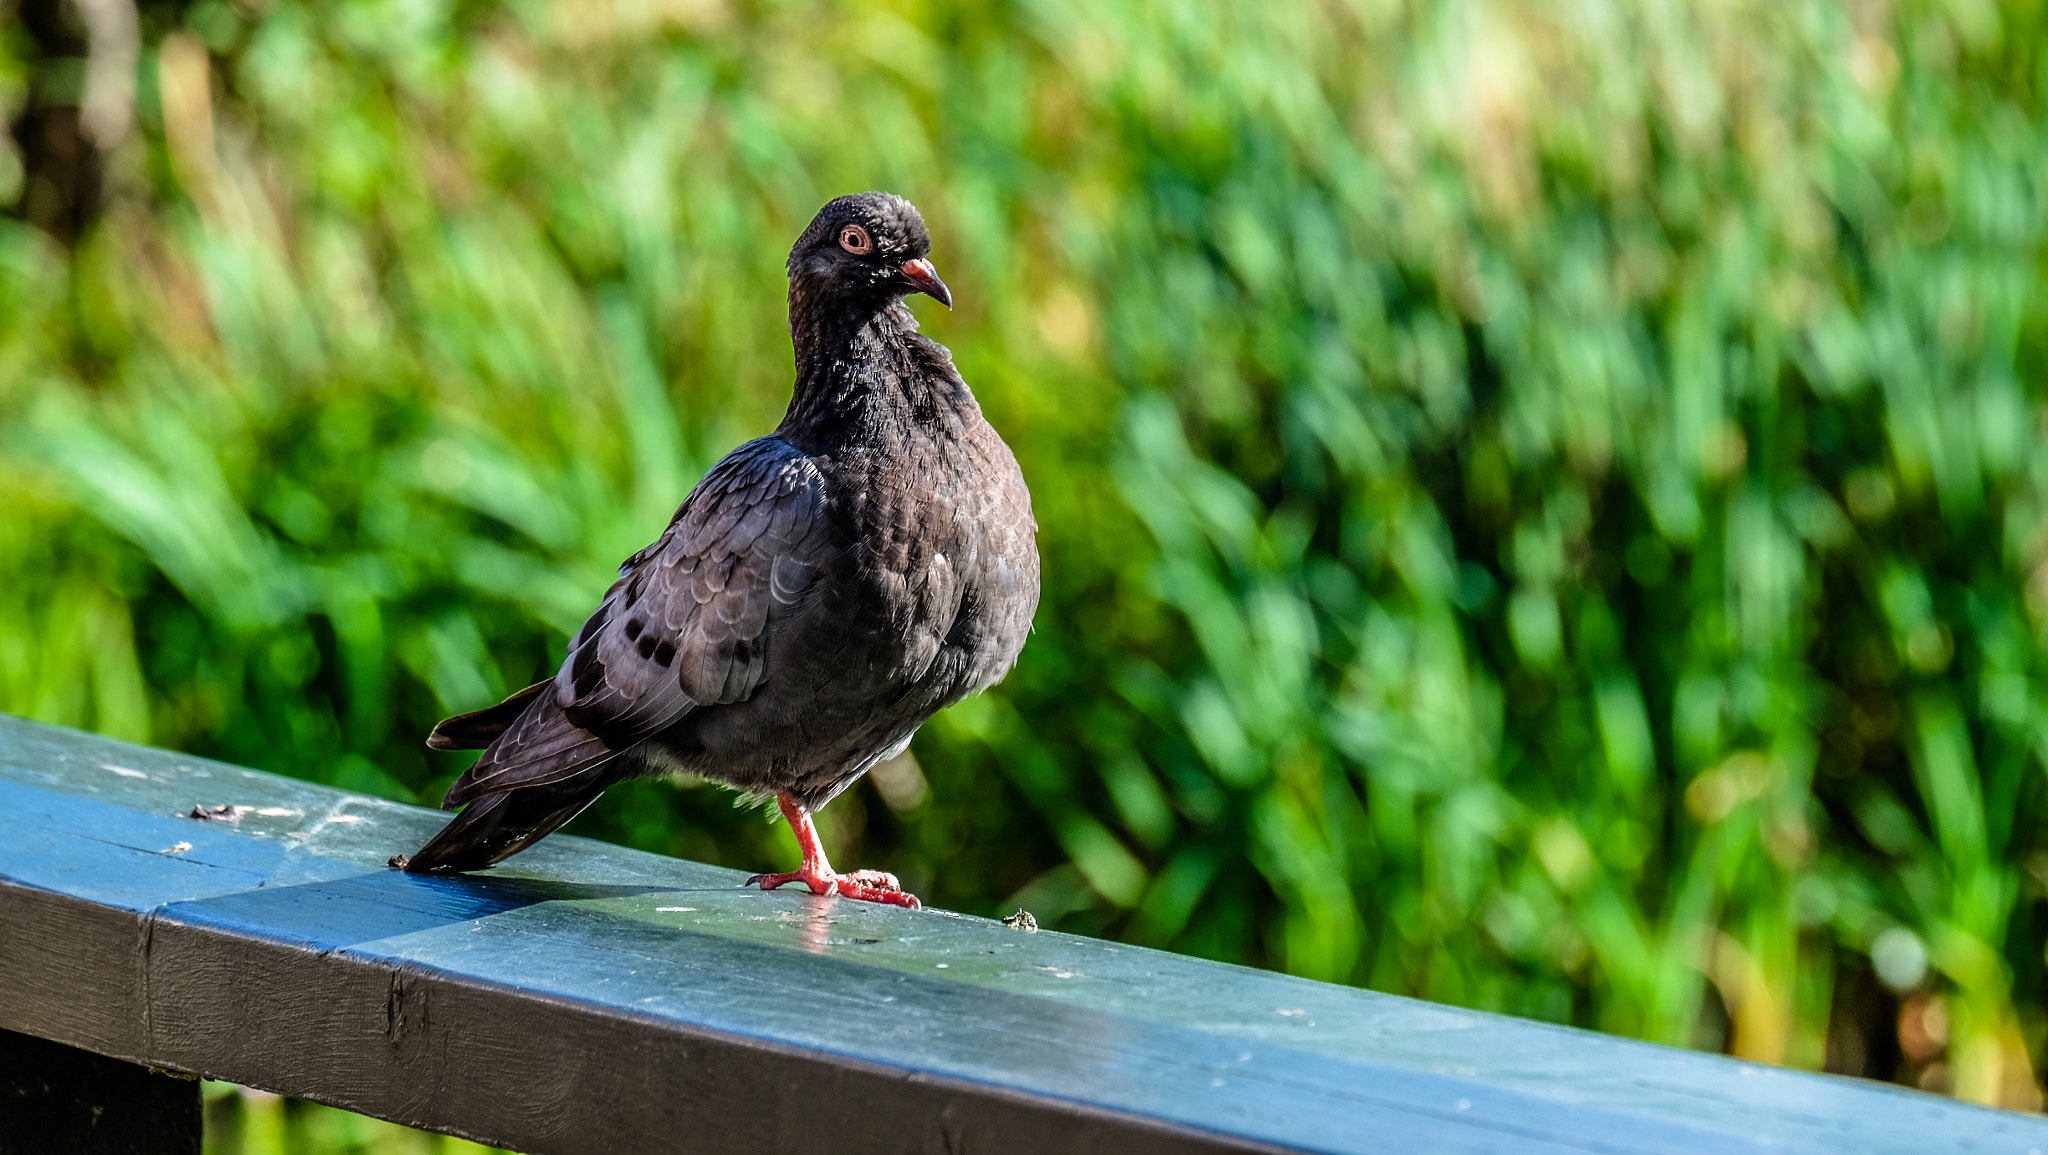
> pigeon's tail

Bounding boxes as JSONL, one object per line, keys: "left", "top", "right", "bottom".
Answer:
{"left": 396, "top": 772, "right": 611, "bottom": 873}
{"left": 426, "top": 681, "right": 551, "bottom": 750}
{"left": 405, "top": 685, "right": 628, "bottom": 872}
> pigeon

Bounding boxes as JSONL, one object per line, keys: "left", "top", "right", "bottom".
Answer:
{"left": 394, "top": 192, "right": 1040, "bottom": 908}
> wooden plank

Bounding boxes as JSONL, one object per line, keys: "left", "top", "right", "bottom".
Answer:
{"left": 0, "top": 1027, "right": 201, "bottom": 1154}
{"left": 0, "top": 714, "right": 2043, "bottom": 1154}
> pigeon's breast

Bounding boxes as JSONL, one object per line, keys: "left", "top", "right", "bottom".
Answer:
{"left": 818, "top": 412, "right": 1039, "bottom": 698}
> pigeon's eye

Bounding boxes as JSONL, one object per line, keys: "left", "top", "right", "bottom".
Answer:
{"left": 838, "top": 224, "right": 874, "bottom": 255}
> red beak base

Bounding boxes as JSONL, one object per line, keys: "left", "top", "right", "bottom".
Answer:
{"left": 900, "top": 258, "right": 953, "bottom": 309}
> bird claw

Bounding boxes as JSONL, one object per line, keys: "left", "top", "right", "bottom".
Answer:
{"left": 745, "top": 868, "right": 921, "bottom": 909}
{"left": 744, "top": 869, "right": 815, "bottom": 892}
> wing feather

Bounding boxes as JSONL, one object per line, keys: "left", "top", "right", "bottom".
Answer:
{"left": 558, "top": 437, "right": 826, "bottom": 727}
{"left": 440, "top": 436, "right": 828, "bottom": 805}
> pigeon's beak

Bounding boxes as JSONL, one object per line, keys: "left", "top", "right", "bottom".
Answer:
{"left": 900, "top": 258, "right": 953, "bottom": 309}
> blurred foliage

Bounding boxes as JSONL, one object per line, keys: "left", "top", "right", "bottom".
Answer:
{"left": 202, "top": 1082, "right": 506, "bottom": 1155}
{"left": 7, "top": 0, "right": 2048, "bottom": 1138}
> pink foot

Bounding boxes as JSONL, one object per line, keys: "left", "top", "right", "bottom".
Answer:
{"left": 745, "top": 866, "right": 921, "bottom": 908}
{"left": 744, "top": 793, "right": 922, "bottom": 909}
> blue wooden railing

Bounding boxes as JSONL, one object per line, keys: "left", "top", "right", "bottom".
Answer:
{"left": 2, "top": 714, "right": 2043, "bottom": 1154}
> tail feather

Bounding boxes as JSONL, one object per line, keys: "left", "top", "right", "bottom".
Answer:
{"left": 405, "top": 681, "right": 627, "bottom": 874}
{"left": 397, "top": 771, "right": 614, "bottom": 874}
{"left": 426, "top": 681, "right": 551, "bottom": 751}
{"left": 440, "top": 687, "right": 622, "bottom": 810}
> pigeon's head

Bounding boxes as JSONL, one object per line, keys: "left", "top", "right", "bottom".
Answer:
{"left": 788, "top": 191, "right": 952, "bottom": 310}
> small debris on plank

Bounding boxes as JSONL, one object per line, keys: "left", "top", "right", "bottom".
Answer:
{"left": 1001, "top": 909, "right": 1038, "bottom": 932}
{"left": 158, "top": 842, "right": 193, "bottom": 855}
{"left": 185, "top": 804, "right": 243, "bottom": 824}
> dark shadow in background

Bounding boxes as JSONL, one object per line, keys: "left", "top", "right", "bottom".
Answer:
{"left": 0, "top": 1027, "right": 202, "bottom": 1153}
{"left": 8, "top": 0, "right": 104, "bottom": 244}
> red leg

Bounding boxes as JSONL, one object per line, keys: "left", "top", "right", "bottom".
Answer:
{"left": 745, "top": 793, "right": 921, "bottom": 909}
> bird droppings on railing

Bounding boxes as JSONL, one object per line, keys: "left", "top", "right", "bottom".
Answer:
{"left": 180, "top": 805, "right": 302, "bottom": 823}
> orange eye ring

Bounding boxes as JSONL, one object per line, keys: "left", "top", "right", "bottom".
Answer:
{"left": 838, "top": 224, "right": 874, "bottom": 255}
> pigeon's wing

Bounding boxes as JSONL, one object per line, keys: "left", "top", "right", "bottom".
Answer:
{"left": 441, "top": 437, "right": 828, "bottom": 807}
{"left": 558, "top": 436, "right": 829, "bottom": 726}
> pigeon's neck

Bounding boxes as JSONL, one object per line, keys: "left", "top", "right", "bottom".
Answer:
{"left": 781, "top": 286, "right": 943, "bottom": 443}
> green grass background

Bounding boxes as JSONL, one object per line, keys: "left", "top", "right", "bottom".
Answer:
{"left": 6, "top": 0, "right": 2048, "bottom": 1144}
